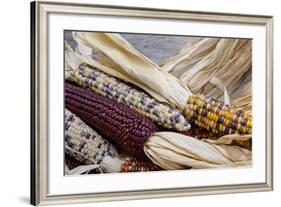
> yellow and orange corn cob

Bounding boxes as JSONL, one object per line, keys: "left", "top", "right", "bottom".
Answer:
{"left": 184, "top": 94, "right": 252, "bottom": 135}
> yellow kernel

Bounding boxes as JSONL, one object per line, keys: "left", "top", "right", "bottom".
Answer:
{"left": 237, "top": 123, "right": 242, "bottom": 131}
{"left": 242, "top": 127, "right": 247, "bottom": 134}
{"left": 247, "top": 120, "right": 252, "bottom": 127}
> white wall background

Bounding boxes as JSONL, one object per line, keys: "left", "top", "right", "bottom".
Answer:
{"left": 0, "top": 0, "right": 279, "bottom": 206}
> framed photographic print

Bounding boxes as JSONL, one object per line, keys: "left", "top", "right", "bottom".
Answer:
{"left": 31, "top": 0, "right": 273, "bottom": 205}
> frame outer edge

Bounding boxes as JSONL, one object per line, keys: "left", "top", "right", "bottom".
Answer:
{"left": 39, "top": 0, "right": 49, "bottom": 205}
{"left": 30, "top": 1, "right": 37, "bottom": 205}
{"left": 266, "top": 17, "right": 274, "bottom": 190}
{"left": 36, "top": 0, "right": 272, "bottom": 24}
{"left": 31, "top": 1, "right": 274, "bottom": 205}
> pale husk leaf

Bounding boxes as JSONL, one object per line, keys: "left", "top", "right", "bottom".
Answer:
{"left": 203, "top": 134, "right": 252, "bottom": 145}
{"left": 161, "top": 38, "right": 252, "bottom": 112}
{"left": 161, "top": 38, "right": 219, "bottom": 76}
{"left": 182, "top": 39, "right": 240, "bottom": 92}
{"left": 65, "top": 48, "right": 169, "bottom": 104}
{"left": 144, "top": 132, "right": 252, "bottom": 170}
{"left": 72, "top": 32, "right": 192, "bottom": 109}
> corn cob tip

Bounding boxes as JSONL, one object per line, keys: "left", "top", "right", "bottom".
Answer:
{"left": 101, "top": 156, "right": 123, "bottom": 173}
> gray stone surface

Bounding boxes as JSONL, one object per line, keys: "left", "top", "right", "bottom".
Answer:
{"left": 121, "top": 33, "right": 201, "bottom": 64}
{"left": 64, "top": 31, "right": 201, "bottom": 64}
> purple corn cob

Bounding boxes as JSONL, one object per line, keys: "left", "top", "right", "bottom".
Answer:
{"left": 65, "top": 82, "right": 158, "bottom": 160}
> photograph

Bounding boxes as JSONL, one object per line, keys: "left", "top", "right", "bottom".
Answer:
{"left": 64, "top": 31, "right": 253, "bottom": 175}
{"left": 30, "top": 1, "right": 274, "bottom": 205}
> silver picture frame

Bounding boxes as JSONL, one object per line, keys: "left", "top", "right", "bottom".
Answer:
{"left": 31, "top": 0, "right": 273, "bottom": 205}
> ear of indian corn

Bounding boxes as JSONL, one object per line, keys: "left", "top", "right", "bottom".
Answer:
{"left": 184, "top": 94, "right": 252, "bottom": 135}
{"left": 65, "top": 109, "right": 160, "bottom": 173}
{"left": 65, "top": 82, "right": 158, "bottom": 160}
{"left": 181, "top": 126, "right": 217, "bottom": 139}
{"left": 66, "top": 37, "right": 252, "bottom": 137}
{"left": 120, "top": 156, "right": 160, "bottom": 172}
{"left": 66, "top": 63, "right": 191, "bottom": 132}
{"left": 65, "top": 108, "right": 119, "bottom": 173}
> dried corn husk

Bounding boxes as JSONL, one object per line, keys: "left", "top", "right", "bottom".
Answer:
{"left": 203, "top": 134, "right": 252, "bottom": 149}
{"left": 161, "top": 38, "right": 219, "bottom": 77}
{"left": 72, "top": 32, "right": 192, "bottom": 109}
{"left": 144, "top": 132, "right": 251, "bottom": 170}
{"left": 202, "top": 134, "right": 251, "bottom": 145}
{"left": 66, "top": 42, "right": 172, "bottom": 105}
{"left": 231, "top": 82, "right": 252, "bottom": 114}
{"left": 180, "top": 39, "right": 240, "bottom": 90}
{"left": 161, "top": 38, "right": 252, "bottom": 112}
{"left": 200, "top": 41, "right": 252, "bottom": 100}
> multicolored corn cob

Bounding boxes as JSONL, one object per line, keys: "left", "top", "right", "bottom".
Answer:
{"left": 65, "top": 83, "right": 158, "bottom": 160}
{"left": 65, "top": 109, "right": 160, "bottom": 173}
{"left": 119, "top": 155, "right": 160, "bottom": 172}
{"left": 65, "top": 63, "right": 190, "bottom": 131}
{"left": 184, "top": 94, "right": 252, "bottom": 135}
{"left": 181, "top": 126, "right": 217, "bottom": 139}
{"left": 65, "top": 108, "right": 119, "bottom": 173}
